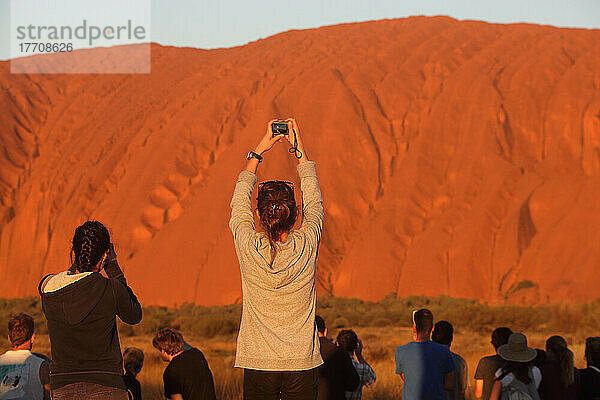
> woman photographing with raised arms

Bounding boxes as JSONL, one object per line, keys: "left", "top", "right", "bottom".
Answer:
{"left": 229, "top": 118, "right": 324, "bottom": 399}
{"left": 39, "top": 222, "right": 142, "bottom": 400}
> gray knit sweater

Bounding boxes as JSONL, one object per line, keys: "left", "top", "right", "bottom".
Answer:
{"left": 229, "top": 161, "right": 324, "bottom": 371}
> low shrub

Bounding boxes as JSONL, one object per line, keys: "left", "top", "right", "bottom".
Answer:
{"left": 1, "top": 295, "right": 598, "bottom": 340}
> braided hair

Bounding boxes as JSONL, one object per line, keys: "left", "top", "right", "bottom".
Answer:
{"left": 546, "top": 335, "right": 575, "bottom": 388}
{"left": 257, "top": 181, "right": 298, "bottom": 265}
{"left": 71, "top": 221, "right": 110, "bottom": 273}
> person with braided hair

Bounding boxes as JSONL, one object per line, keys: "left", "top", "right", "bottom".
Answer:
{"left": 538, "top": 336, "right": 580, "bottom": 400}
{"left": 38, "top": 221, "right": 142, "bottom": 400}
{"left": 230, "top": 118, "right": 324, "bottom": 399}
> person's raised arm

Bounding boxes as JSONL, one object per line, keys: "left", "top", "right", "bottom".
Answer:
{"left": 285, "top": 118, "right": 308, "bottom": 164}
{"left": 244, "top": 119, "right": 285, "bottom": 173}
{"left": 229, "top": 121, "right": 285, "bottom": 242}
{"left": 103, "top": 243, "right": 125, "bottom": 284}
{"left": 285, "top": 118, "right": 323, "bottom": 243}
{"left": 104, "top": 243, "right": 142, "bottom": 325}
{"left": 356, "top": 339, "right": 377, "bottom": 385}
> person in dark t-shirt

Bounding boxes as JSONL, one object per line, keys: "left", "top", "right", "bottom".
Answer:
{"left": 474, "top": 327, "right": 512, "bottom": 400}
{"left": 152, "top": 328, "right": 216, "bottom": 400}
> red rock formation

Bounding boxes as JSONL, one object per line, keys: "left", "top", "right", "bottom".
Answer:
{"left": 0, "top": 17, "right": 599, "bottom": 305}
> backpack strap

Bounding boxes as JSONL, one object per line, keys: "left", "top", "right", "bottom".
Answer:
{"left": 526, "top": 367, "right": 541, "bottom": 400}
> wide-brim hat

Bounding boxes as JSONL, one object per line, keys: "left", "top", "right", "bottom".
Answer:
{"left": 498, "top": 333, "right": 537, "bottom": 363}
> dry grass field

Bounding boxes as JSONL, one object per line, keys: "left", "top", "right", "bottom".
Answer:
{"left": 2, "top": 327, "right": 591, "bottom": 400}
{"left": 1, "top": 296, "right": 597, "bottom": 399}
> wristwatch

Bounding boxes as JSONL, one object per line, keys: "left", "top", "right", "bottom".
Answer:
{"left": 246, "top": 151, "right": 263, "bottom": 163}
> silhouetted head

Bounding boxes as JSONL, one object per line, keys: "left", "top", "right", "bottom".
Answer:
{"left": 546, "top": 335, "right": 574, "bottom": 388}
{"left": 8, "top": 313, "right": 34, "bottom": 349}
{"left": 546, "top": 335, "right": 568, "bottom": 354}
{"left": 257, "top": 181, "right": 298, "bottom": 244}
{"left": 72, "top": 221, "right": 110, "bottom": 273}
{"left": 315, "top": 315, "right": 326, "bottom": 336}
{"left": 432, "top": 320, "right": 454, "bottom": 347}
{"left": 152, "top": 328, "right": 185, "bottom": 360}
{"left": 491, "top": 327, "right": 513, "bottom": 351}
{"left": 413, "top": 308, "right": 433, "bottom": 337}
{"left": 585, "top": 337, "right": 600, "bottom": 368}
{"left": 337, "top": 329, "right": 358, "bottom": 353}
{"left": 123, "top": 347, "right": 144, "bottom": 377}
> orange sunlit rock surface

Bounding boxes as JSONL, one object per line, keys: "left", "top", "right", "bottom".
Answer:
{"left": 1, "top": 17, "right": 599, "bottom": 305}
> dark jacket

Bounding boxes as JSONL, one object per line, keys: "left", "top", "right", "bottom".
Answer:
{"left": 39, "top": 258, "right": 142, "bottom": 390}
{"left": 317, "top": 336, "right": 360, "bottom": 400}
{"left": 578, "top": 367, "right": 600, "bottom": 400}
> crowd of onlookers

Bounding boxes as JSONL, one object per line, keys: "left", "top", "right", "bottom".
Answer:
{"left": 1, "top": 309, "right": 598, "bottom": 400}
{"left": 393, "top": 308, "right": 600, "bottom": 400}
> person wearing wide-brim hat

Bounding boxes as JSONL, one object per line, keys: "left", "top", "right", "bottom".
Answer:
{"left": 489, "top": 333, "right": 541, "bottom": 400}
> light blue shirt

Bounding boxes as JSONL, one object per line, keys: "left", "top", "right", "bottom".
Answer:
{"left": 395, "top": 341, "right": 456, "bottom": 400}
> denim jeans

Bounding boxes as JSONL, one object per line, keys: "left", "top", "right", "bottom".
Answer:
{"left": 51, "top": 382, "right": 129, "bottom": 400}
{"left": 243, "top": 368, "right": 318, "bottom": 400}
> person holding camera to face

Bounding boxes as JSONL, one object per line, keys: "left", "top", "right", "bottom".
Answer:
{"left": 39, "top": 221, "right": 142, "bottom": 400}
{"left": 336, "top": 330, "right": 375, "bottom": 400}
{"left": 229, "top": 118, "right": 324, "bottom": 399}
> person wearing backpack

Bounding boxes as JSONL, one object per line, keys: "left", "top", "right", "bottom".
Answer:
{"left": 489, "top": 333, "right": 541, "bottom": 400}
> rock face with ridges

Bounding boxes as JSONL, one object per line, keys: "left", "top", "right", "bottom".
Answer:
{"left": 0, "top": 17, "right": 599, "bottom": 305}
